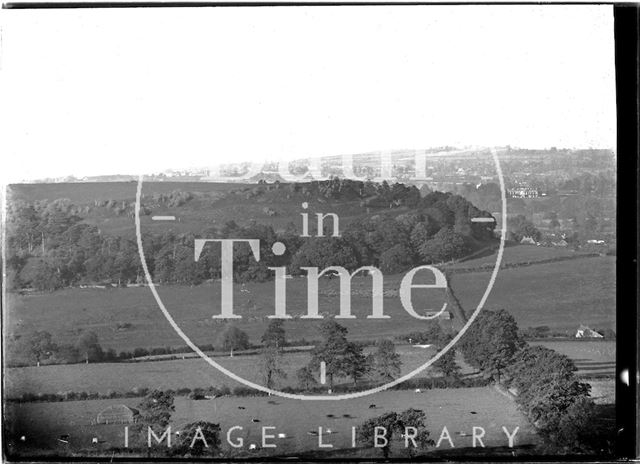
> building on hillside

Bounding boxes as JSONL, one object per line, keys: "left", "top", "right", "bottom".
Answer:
{"left": 96, "top": 404, "right": 140, "bottom": 424}
{"left": 508, "top": 187, "right": 539, "bottom": 198}
{"left": 575, "top": 325, "right": 604, "bottom": 339}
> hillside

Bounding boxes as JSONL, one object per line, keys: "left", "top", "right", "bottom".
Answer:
{"left": 7, "top": 179, "right": 496, "bottom": 292}
{"left": 8, "top": 181, "right": 402, "bottom": 236}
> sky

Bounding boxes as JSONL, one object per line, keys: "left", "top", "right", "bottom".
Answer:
{"left": 0, "top": 5, "right": 616, "bottom": 182}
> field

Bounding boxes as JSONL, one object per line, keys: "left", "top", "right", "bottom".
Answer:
{"left": 531, "top": 340, "right": 615, "bottom": 378}
{"left": 6, "top": 344, "right": 476, "bottom": 398}
{"left": 446, "top": 243, "right": 597, "bottom": 269}
{"left": 8, "top": 182, "right": 242, "bottom": 204}
{"left": 5, "top": 338, "right": 613, "bottom": 401}
{"left": 449, "top": 254, "right": 615, "bottom": 331}
{"left": 6, "top": 248, "right": 615, "bottom": 362}
{"left": 5, "top": 387, "right": 538, "bottom": 458}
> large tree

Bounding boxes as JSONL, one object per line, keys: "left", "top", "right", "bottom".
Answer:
{"left": 432, "top": 349, "right": 461, "bottom": 380}
{"left": 222, "top": 326, "right": 250, "bottom": 353}
{"left": 133, "top": 390, "right": 175, "bottom": 450}
{"left": 259, "top": 346, "right": 287, "bottom": 389}
{"left": 417, "top": 227, "right": 469, "bottom": 264}
{"left": 296, "top": 366, "right": 318, "bottom": 390}
{"left": 259, "top": 320, "right": 287, "bottom": 389}
{"left": 309, "top": 320, "right": 369, "bottom": 389}
{"left": 261, "top": 319, "right": 286, "bottom": 349}
{"left": 74, "top": 330, "right": 103, "bottom": 363}
{"left": 372, "top": 340, "right": 402, "bottom": 381}
{"left": 358, "top": 409, "right": 434, "bottom": 458}
{"left": 459, "top": 309, "right": 523, "bottom": 382}
{"left": 27, "top": 330, "right": 56, "bottom": 366}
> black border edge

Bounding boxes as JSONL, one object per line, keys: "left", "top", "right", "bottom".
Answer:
{"left": 0, "top": 1, "right": 618, "bottom": 9}
{"left": 0, "top": 3, "right": 634, "bottom": 463}
{"left": 614, "top": 3, "right": 639, "bottom": 460}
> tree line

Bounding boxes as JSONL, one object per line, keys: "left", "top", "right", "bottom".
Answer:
{"left": 458, "top": 309, "right": 610, "bottom": 453}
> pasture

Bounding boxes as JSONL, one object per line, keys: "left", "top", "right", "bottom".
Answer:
{"left": 4, "top": 386, "right": 538, "bottom": 457}
{"left": 448, "top": 255, "right": 615, "bottom": 331}
{"left": 5, "top": 344, "right": 464, "bottom": 398}
{"left": 531, "top": 340, "right": 615, "bottom": 379}
{"left": 6, "top": 252, "right": 615, "bottom": 361}
{"left": 8, "top": 182, "right": 242, "bottom": 204}
{"left": 446, "top": 244, "right": 596, "bottom": 270}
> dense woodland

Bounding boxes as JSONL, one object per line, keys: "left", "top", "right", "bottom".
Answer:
{"left": 6, "top": 179, "right": 498, "bottom": 291}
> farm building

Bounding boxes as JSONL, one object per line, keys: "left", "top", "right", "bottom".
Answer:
{"left": 96, "top": 404, "right": 140, "bottom": 424}
{"left": 508, "top": 187, "right": 539, "bottom": 198}
{"left": 575, "top": 325, "right": 604, "bottom": 339}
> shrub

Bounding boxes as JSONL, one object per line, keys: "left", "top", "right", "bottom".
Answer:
{"left": 188, "top": 390, "right": 205, "bottom": 400}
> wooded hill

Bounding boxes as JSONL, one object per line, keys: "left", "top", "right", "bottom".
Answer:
{"left": 6, "top": 178, "right": 496, "bottom": 291}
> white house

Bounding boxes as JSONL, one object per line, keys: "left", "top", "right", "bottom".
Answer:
{"left": 575, "top": 325, "right": 603, "bottom": 338}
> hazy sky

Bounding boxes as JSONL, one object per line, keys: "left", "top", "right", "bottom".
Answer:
{"left": 1, "top": 5, "right": 616, "bottom": 182}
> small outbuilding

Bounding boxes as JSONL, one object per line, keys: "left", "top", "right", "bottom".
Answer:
{"left": 96, "top": 404, "right": 139, "bottom": 424}
{"left": 575, "top": 325, "right": 604, "bottom": 339}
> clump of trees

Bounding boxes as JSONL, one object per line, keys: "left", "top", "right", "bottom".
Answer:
{"left": 175, "top": 421, "right": 221, "bottom": 457}
{"left": 27, "top": 331, "right": 56, "bottom": 366}
{"left": 21, "top": 330, "right": 107, "bottom": 366}
{"left": 358, "top": 408, "right": 435, "bottom": 458}
{"left": 130, "top": 389, "right": 176, "bottom": 452}
{"left": 459, "top": 309, "right": 524, "bottom": 382}
{"left": 307, "top": 320, "right": 368, "bottom": 389}
{"left": 507, "top": 215, "right": 542, "bottom": 242}
{"left": 459, "top": 308, "right": 604, "bottom": 452}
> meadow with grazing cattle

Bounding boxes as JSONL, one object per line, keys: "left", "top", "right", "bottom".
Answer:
{"left": 5, "top": 387, "right": 538, "bottom": 458}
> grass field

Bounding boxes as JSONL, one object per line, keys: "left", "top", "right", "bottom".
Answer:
{"left": 8, "top": 182, "right": 242, "bottom": 204}
{"left": 6, "top": 249, "right": 615, "bottom": 361}
{"left": 446, "top": 243, "right": 596, "bottom": 270}
{"left": 6, "top": 344, "right": 469, "bottom": 398}
{"left": 531, "top": 340, "right": 615, "bottom": 378}
{"left": 5, "top": 339, "right": 612, "bottom": 400}
{"left": 5, "top": 386, "right": 538, "bottom": 458}
{"left": 449, "top": 255, "right": 615, "bottom": 331}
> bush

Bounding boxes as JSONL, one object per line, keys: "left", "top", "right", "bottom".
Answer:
{"left": 131, "top": 386, "right": 149, "bottom": 397}
{"left": 232, "top": 386, "right": 267, "bottom": 397}
{"left": 133, "top": 348, "right": 150, "bottom": 358}
{"left": 188, "top": 390, "right": 205, "bottom": 400}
